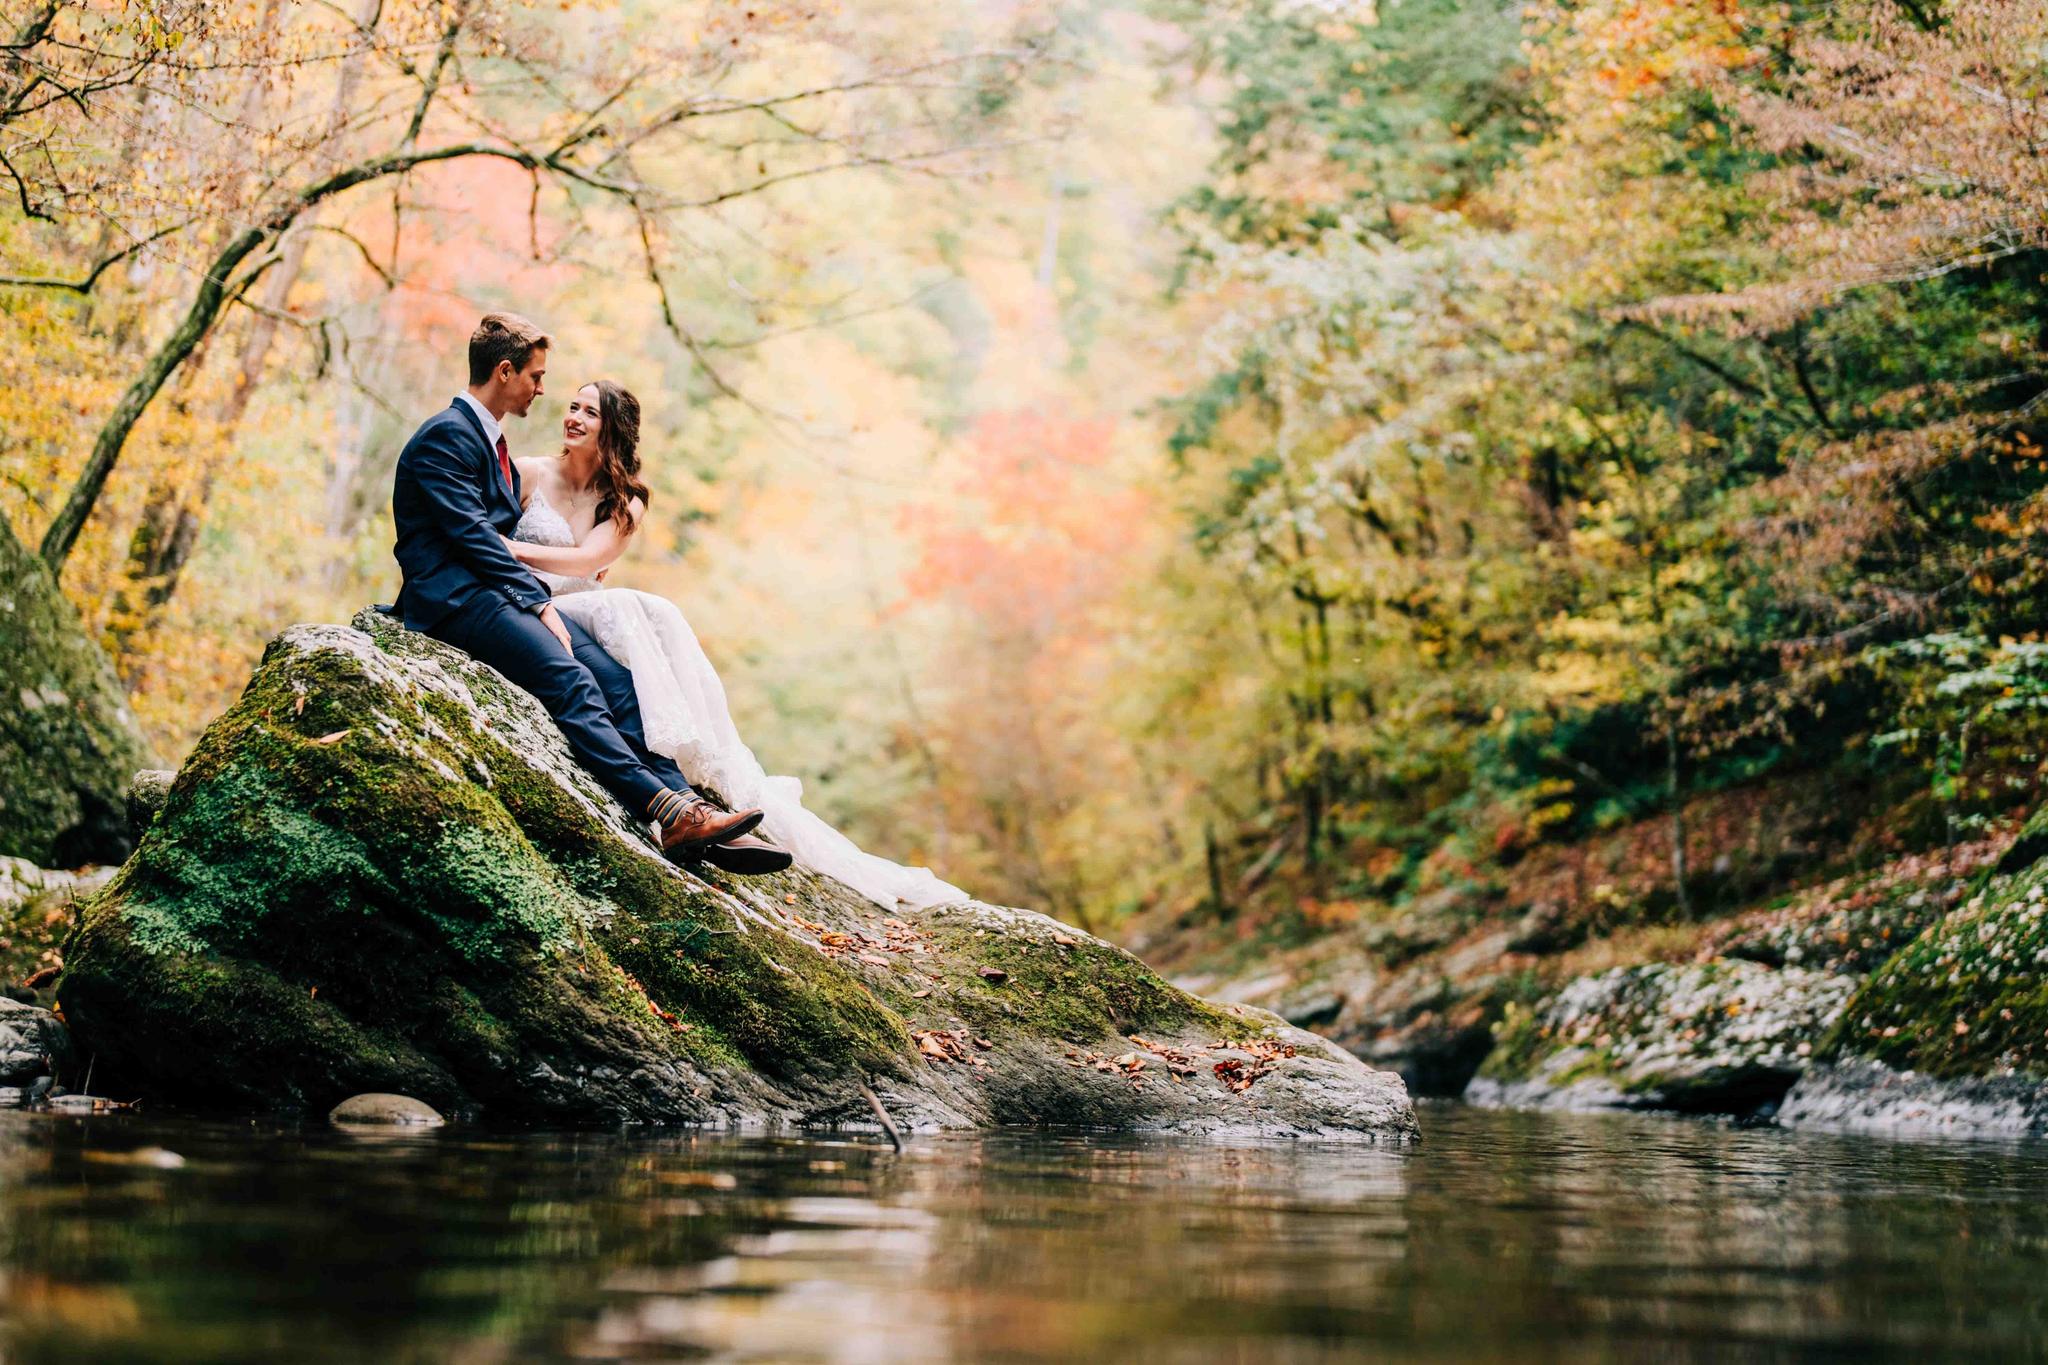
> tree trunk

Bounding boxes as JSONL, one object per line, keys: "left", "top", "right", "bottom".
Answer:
{"left": 1666, "top": 718, "right": 1692, "bottom": 918}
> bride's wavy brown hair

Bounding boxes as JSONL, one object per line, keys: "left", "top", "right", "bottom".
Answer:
{"left": 586, "top": 379, "right": 650, "bottom": 536}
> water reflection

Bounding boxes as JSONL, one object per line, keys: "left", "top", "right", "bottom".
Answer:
{"left": 0, "top": 1103, "right": 2040, "bottom": 1360}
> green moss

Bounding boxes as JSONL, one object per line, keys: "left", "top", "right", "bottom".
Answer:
{"left": 60, "top": 622, "right": 914, "bottom": 1118}
{"left": 1822, "top": 859, "right": 2048, "bottom": 1080}
{"left": 916, "top": 913, "right": 1242, "bottom": 1045}
{"left": 0, "top": 516, "right": 154, "bottom": 863}
{"left": 1477, "top": 999, "right": 1560, "bottom": 1082}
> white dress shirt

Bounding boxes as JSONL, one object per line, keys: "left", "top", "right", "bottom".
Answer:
{"left": 455, "top": 391, "right": 506, "bottom": 455}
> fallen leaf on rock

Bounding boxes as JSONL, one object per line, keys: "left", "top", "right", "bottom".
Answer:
{"left": 977, "top": 967, "right": 1008, "bottom": 985}
{"left": 1052, "top": 933, "right": 1076, "bottom": 947}
{"left": 857, "top": 953, "right": 892, "bottom": 968}
{"left": 910, "top": 989, "right": 931, "bottom": 998}
{"left": 314, "top": 729, "right": 351, "bottom": 745}
{"left": 911, "top": 1028, "right": 989, "bottom": 1067}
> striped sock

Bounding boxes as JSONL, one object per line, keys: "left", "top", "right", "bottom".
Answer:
{"left": 646, "top": 789, "right": 696, "bottom": 827}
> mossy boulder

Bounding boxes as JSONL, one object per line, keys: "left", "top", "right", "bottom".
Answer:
{"left": 1766, "top": 823, "right": 2048, "bottom": 1137}
{"left": 0, "top": 516, "right": 155, "bottom": 864}
{"left": 1467, "top": 961, "right": 1855, "bottom": 1114}
{"left": 1817, "top": 857, "right": 2048, "bottom": 1081}
{"left": 56, "top": 612, "right": 1416, "bottom": 1139}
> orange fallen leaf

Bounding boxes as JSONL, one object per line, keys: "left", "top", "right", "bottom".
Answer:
{"left": 314, "top": 729, "right": 351, "bottom": 744}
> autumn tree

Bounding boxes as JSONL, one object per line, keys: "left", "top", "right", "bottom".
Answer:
{"left": 0, "top": 0, "right": 1050, "bottom": 590}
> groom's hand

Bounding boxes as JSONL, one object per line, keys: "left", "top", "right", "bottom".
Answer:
{"left": 539, "top": 602, "right": 573, "bottom": 652}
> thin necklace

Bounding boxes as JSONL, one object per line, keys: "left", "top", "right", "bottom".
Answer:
{"left": 557, "top": 454, "right": 599, "bottom": 508}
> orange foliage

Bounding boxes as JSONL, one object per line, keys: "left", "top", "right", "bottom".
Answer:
{"left": 900, "top": 410, "right": 1143, "bottom": 627}
{"left": 893, "top": 409, "right": 1158, "bottom": 917}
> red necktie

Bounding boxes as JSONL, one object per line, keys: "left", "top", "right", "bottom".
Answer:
{"left": 495, "top": 434, "right": 513, "bottom": 493}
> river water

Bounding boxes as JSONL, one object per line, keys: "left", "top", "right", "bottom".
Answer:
{"left": 0, "top": 1100, "right": 2042, "bottom": 1361}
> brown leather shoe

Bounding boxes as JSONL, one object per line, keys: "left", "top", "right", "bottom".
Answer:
{"left": 696, "top": 833, "right": 794, "bottom": 876}
{"left": 657, "top": 799, "right": 763, "bottom": 860}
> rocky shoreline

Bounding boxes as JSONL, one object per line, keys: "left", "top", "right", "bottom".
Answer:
{"left": 1158, "top": 798, "right": 2048, "bottom": 1144}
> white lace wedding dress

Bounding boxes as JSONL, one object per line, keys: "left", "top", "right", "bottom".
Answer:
{"left": 514, "top": 489, "right": 969, "bottom": 909}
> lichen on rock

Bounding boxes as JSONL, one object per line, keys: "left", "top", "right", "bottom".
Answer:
{"left": 57, "top": 611, "right": 1417, "bottom": 1140}
{"left": 1467, "top": 960, "right": 1855, "bottom": 1113}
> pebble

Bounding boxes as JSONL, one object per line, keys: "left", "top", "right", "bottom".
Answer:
{"left": 328, "top": 1093, "right": 445, "bottom": 1127}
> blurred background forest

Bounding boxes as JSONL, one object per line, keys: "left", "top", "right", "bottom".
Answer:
{"left": 8, "top": 0, "right": 2048, "bottom": 1087}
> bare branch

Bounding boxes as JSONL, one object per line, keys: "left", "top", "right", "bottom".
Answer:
{"left": 402, "top": 0, "right": 465, "bottom": 147}
{"left": 304, "top": 221, "right": 394, "bottom": 287}
{"left": 0, "top": 217, "right": 191, "bottom": 292}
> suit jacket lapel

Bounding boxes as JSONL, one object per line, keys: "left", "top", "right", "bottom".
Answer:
{"left": 448, "top": 398, "right": 517, "bottom": 512}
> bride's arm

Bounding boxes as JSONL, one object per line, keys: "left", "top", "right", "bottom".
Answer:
{"left": 503, "top": 498, "right": 645, "bottom": 578}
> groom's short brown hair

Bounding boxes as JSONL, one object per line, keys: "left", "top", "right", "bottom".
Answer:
{"left": 468, "top": 312, "right": 550, "bottom": 386}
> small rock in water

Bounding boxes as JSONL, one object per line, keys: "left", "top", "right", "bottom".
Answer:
{"left": 82, "top": 1146, "right": 185, "bottom": 1169}
{"left": 328, "top": 1093, "right": 445, "bottom": 1127}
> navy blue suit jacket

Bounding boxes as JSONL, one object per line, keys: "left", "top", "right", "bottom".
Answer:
{"left": 391, "top": 399, "right": 550, "bottom": 630}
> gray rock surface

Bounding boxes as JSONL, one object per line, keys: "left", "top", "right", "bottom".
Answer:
{"left": 1780, "top": 1059, "right": 2048, "bottom": 1139}
{"left": 0, "top": 998, "right": 71, "bottom": 1085}
{"left": 1466, "top": 960, "right": 1855, "bottom": 1114}
{"left": 330, "top": 1093, "right": 447, "bottom": 1126}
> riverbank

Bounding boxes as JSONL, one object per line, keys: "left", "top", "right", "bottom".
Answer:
{"left": 1137, "top": 770, "right": 2048, "bottom": 1139}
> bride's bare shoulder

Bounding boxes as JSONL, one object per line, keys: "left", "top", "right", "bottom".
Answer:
{"left": 512, "top": 456, "right": 556, "bottom": 506}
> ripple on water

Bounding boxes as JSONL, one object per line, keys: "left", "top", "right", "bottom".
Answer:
{"left": 0, "top": 1103, "right": 2042, "bottom": 1361}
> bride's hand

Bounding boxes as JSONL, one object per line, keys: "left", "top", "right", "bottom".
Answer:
{"left": 500, "top": 535, "right": 529, "bottom": 561}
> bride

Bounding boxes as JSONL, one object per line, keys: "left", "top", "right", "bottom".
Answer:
{"left": 504, "top": 379, "right": 968, "bottom": 911}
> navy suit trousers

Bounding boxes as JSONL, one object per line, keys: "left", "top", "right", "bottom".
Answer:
{"left": 424, "top": 593, "right": 693, "bottom": 815}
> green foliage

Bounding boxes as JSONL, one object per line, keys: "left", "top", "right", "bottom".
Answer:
{"left": 1144, "top": 0, "right": 2048, "bottom": 923}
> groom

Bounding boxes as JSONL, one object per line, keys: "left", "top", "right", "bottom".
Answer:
{"left": 389, "top": 312, "right": 781, "bottom": 873}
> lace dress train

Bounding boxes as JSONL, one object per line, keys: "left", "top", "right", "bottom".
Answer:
{"left": 514, "top": 491, "right": 968, "bottom": 909}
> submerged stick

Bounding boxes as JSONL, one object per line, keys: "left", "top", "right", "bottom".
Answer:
{"left": 859, "top": 1079, "right": 904, "bottom": 1151}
